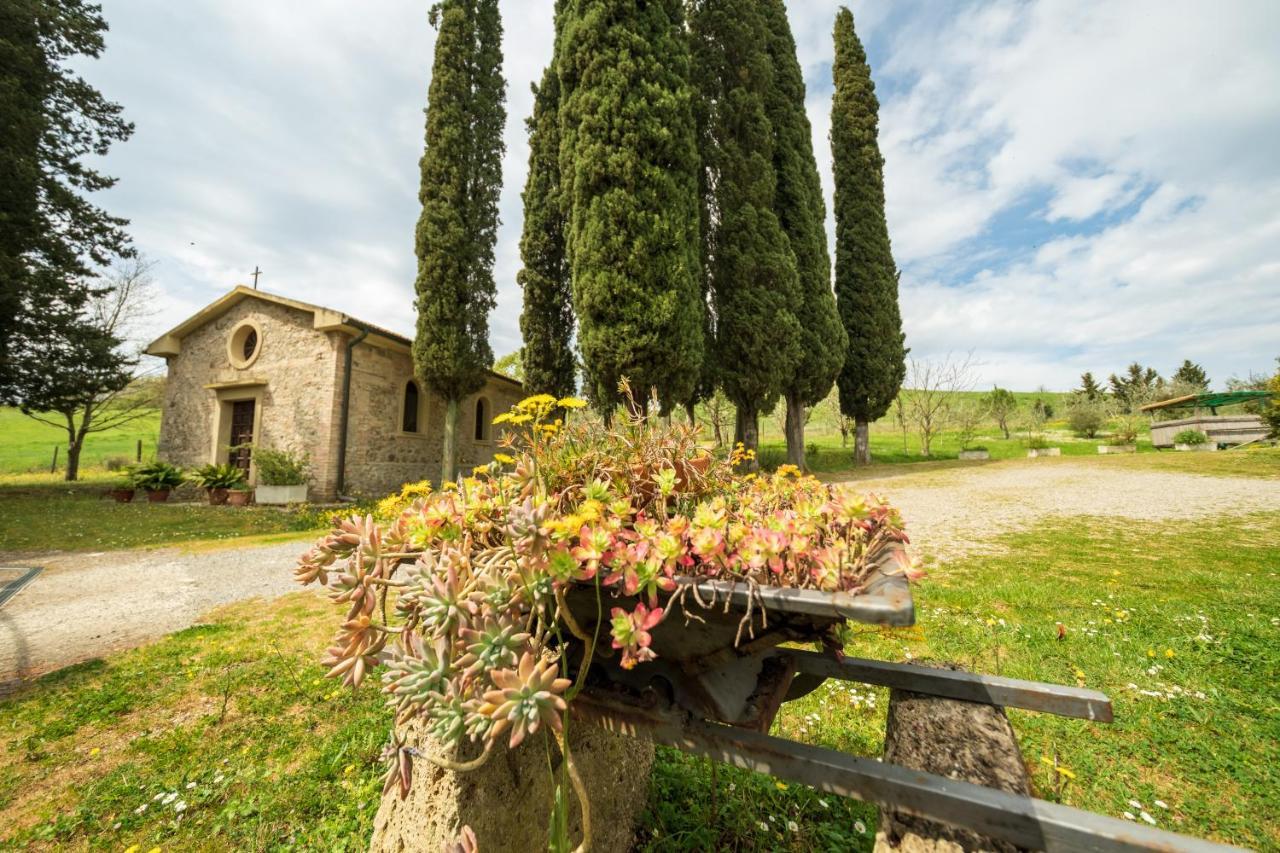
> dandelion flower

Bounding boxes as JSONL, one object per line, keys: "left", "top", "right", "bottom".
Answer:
{"left": 1164, "top": 648, "right": 1175, "bottom": 658}
{"left": 89, "top": 747, "right": 100, "bottom": 757}
{"left": 775, "top": 781, "right": 788, "bottom": 790}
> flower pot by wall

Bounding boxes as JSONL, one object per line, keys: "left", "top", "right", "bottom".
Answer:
{"left": 1174, "top": 443, "right": 1217, "bottom": 452}
{"left": 256, "top": 483, "right": 308, "bottom": 505}
{"left": 1097, "top": 444, "right": 1136, "bottom": 454}
{"left": 1026, "top": 447, "right": 1061, "bottom": 458}
{"left": 146, "top": 489, "right": 172, "bottom": 503}
{"left": 110, "top": 488, "right": 135, "bottom": 503}
{"left": 227, "top": 490, "right": 252, "bottom": 507}
{"left": 207, "top": 487, "right": 230, "bottom": 506}
{"left": 958, "top": 450, "right": 990, "bottom": 461}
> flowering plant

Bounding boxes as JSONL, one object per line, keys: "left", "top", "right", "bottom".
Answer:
{"left": 295, "top": 384, "right": 913, "bottom": 824}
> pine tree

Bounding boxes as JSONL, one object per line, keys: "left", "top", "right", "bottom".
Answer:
{"left": 831, "top": 7, "right": 906, "bottom": 466}
{"left": 762, "top": 0, "right": 846, "bottom": 469}
{"left": 1171, "top": 359, "right": 1209, "bottom": 391}
{"left": 557, "top": 0, "right": 703, "bottom": 413}
{"left": 1, "top": 0, "right": 134, "bottom": 400}
{"left": 1077, "top": 371, "right": 1104, "bottom": 400}
{"left": 517, "top": 15, "right": 575, "bottom": 400}
{"left": 690, "top": 0, "right": 801, "bottom": 462}
{"left": 412, "top": 0, "right": 506, "bottom": 484}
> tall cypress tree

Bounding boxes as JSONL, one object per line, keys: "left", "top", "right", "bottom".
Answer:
{"left": 557, "top": 0, "right": 703, "bottom": 413}
{"left": 762, "top": 0, "right": 846, "bottom": 469}
{"left": 690, "top": 0, "right": 801, "bottom": 462}
{"left": 412, "top": 0, "right": 506, "bottom": 484}
{"left": 1, "top": 0, "right": 134, "bottom": 400}
{"left": 831, "top": 7, "right": 905, "bottom": 466}
{"left": 517, "top": 12, "right": 575, "bottom": 400}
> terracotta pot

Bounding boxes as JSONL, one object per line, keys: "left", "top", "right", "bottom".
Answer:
{"left": 146, "top": 488, "right": 171, "bottom": 503}
{"left": 227, "top": 490, "right": 252, "bottom": 507}
{"left": 207, "top": 487, "right": 230, "bottom": 506}
{"left": 674, "top": 453, "right": 712, "bottom": 490}
{"left": 110, "top": 488, "right": 135, "bottom": 503}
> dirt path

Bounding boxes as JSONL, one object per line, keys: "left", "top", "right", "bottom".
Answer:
{"left": 0, "top": 538, "right": 312, "bottom": 692}
{"left": 835, "top": 458, "right": 1280, "bottom": 566}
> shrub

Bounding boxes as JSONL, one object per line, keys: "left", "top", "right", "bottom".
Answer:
{"left": 1174, "top": 429, "right": 1208, "bottom": 446}
{"left": 251, "top": 447, "right": 309, "bottom": 486}
{"left": 294, "top": 388, "right": 916, "bottom": 831}
{"left": 193, "top": 463, "right": 248, "bottom": 490}
{"left": 1026, "top": 435, "right": 1050, "bottom": 450}
{"left": 1066, "top": 395, "right": 1106, "bottom": 438}
{"left": 104, "top": 455, "right": 131, "bottom": 472}
{"left": 756, "top": 447, "right": 786, "bottom": 471}
{"left": 128, "top": 461, "right": 185, "bottom": 492}
{"left": 806, "top": 442, "right": 821, "bottom": 462}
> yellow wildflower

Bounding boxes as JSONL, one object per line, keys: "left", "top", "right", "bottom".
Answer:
{"left": 492, "top": 411, "right": 514, "bottom": 425}
{"left": 494, "top": 452, "right": 516, "bottom": 464}
{"left": 89, "top": 747, "right": 100, "bottom": 757}
{"left": 558, "top": 397, "right": 588, "bottom": 408}
{"left": 1147, "top": 649, "right": 1155, "bottom": 658}
{"left": 1164, "top": 648, "right": 1175, "bottom": 658}
{"left": 471, "top": 465, "right": 488, "bottom": 476}
{"left": 775, "top": 781, "right": 788, "bottom": 790}
{"left": 508, "top": 413, "right": 533, "bottom": 425}
{"left": 125, "top": 846, "right": 141, "bottom": 853}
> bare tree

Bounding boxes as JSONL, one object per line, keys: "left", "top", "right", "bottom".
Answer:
{"left": 703, "top": 389, "right": 733, "bottom": 448}
{"left": 893, "top": 393, "right": 908, "bottom": 454}
{"left": 952, "top": 398, "right": 988, "bottom": 452}
{"left": 903, "top": 353, "right": 978, "bottom": 456}
{"left": 12, "top": 256, "right": 159, "bottom": 480}
{"left": 823, "top": 389, "right": 855, "bottom": 448}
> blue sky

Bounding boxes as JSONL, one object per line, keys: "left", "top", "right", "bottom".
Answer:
{"left": 84, "top": 0, "right": 1280, "bottom": 390}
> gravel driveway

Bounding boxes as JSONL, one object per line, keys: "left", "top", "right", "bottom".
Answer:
{"left": 3, "top": 459, "right": 1278, "bottom": 688}
{"left": 0, "top": 539, "right": 310, "bottom": 692}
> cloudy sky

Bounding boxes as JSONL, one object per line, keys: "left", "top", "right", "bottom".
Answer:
{"left": 84, "top": 0, "right": 1280, "bottom": 390}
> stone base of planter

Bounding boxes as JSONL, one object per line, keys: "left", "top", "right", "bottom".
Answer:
{"left": 1174, "top": 443, "right": 1217, "bottom": 452}
{"left": 874, "top": 662, "right": 1030, "bottom": 853}
{"left": 1026, "top": 447, "right": 1061, "bottom": 458}
{"left": 227, "top": 490, "right": 252, "bottom": 506}
{"left": 1097, "top": 444, "right": 1136, "bottom": 454}
{"left": 255, "top": 484, "right": 308, "bottom": 504}
{"left": 958, "top": 450, "right": 990, "bottom": 461}
{"left": 369, "top": 717, "right": 653, "bottom": 853}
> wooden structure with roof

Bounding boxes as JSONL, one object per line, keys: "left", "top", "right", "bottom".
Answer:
{"left": 1140, "top": 391, "right": 1272, "bottom": 448}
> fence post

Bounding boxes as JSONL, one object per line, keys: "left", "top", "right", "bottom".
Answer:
{"left": 50, "top": 445, "right": 59, "bottom": 474}
{"left": 136, "top": 439, "right": 142, "bottom": 462}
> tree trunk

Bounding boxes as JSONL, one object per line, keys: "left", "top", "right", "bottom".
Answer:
{"left": 440, "top": 398, "right": 459, "bottom": 485}
{"left": 854, "top": 419, "right": 871, "bottom": 466}
{"left": 784, "top": 394, "right": 806, "bottom": 469}
{"left": 1000, "top": 418, "right": 1010, "bottom": 439}
{"left": 683, "top": 400, "right": 696, "bottom": 427}
{"left": 65, "top": 438, "right": 83, "bottom": 481}
{"left": 736, "top": 406, "right": 759, "bottom": 471}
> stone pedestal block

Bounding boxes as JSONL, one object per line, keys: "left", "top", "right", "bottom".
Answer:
{"left": 369, "top": 718, "right": 653, "bottom": 853}
{"left": 874, "top": 663, "right": 1032, "bottom": 853}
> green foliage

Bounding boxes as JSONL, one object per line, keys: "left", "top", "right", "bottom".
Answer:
{"left": 1025, "top": 434, "right": 1051, "bottom": 450}
{"left": 1173, "top": 429, "right": 1208, "bottom": 446}
{"left": 1076, "top": 372, "right": 1104, "bottom": 400}
{"left": 127, "top": 461, "right": 185, "bottom": 492}
{"left": 1171, "top": 359, "right": 1209, "bottom": 391}
{"left": 1065, "top": 394, "right": 1107, "bottom": 438}
{"left": 982, "top": 386, "right": 1018, "bottom": 439}
{"left": 558, "top": 0, "right": 704, "bottom": 410}
{"left": 0, "top": 0, "right": 134, "bottom": 398}
{"left": 831, "top": 7, "right": 906, "bottom": 428}
{"left": 412, "top": 0, "right": 506, "bottom": 479}
{"left": 691, "top": 0, "right": 801, "bottom": 436}
{"left": 492, "top": 349, "right": 524, "bottom": 382}
{"left": 761, "top": 0, "right": 846, "bottom": 432}
{"left": 517, "top": 29, "right": 576, "bottom": 400}
{"left": 193, "top": 463, "right": 248, "bottom": 490}
{"left": 250, "top": 447, "right": 308, "bottom": 486}
{"left": 1109, "top": 362, "right": 1162, "bottom": 409}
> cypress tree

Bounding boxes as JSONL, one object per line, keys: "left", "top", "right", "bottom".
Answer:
{"left": 412, "top": 0, "right": 506, "bottom": 484}
{"left": 557, "top": 0, "right": 703, "bottom": 413}
{"left": 1, "top": 0, "right": 134, "bottom": 399}
{"left": 690, "top": 0, "right": 801, "bottom": 462}
{"left": 831, "top": 7, "right": 906, "bottom": 466}
{"left": 762, "top": 0, "right": 846, "bottom": 469}
{"left": 517, "top": 23, "right": 575, "bottom": 400}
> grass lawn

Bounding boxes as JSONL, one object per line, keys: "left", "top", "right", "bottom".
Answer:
{"left": 2, "top": 510, "right": 1274, "bottom": 851}
{"left": 0, "top": 407, "right": 162, "bottom": 475}
{"left": 0, "top": 476, "right": 349, "bottom": 554}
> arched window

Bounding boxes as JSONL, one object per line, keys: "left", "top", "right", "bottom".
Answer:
{"left": 474, "top": 397, "right": 489, "bottom": 441}
{"left": 402, "top": 381, "right": 420, "bottom": 433}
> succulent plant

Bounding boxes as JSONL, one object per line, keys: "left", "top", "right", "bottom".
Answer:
{"left": 479, "top": 652, "right": 572, "bottom": 748}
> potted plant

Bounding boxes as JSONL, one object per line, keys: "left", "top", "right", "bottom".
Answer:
{"left": 193, "top": 463, "right": 248, "bottom": 505}
{"left": 227, "top": 487, "right": 253, "bottom": 507}
{"left": 107, "top": 480, "right": 136, "bottom": 503}
{"left": 1025, "top": 434, "right": 1061, "bottom": 458}
{"left": 1173, "top": 429, "right": 1214, "bottom": 452}
{"left": 253, "top": 446, "right": 310, "bottom": 504}
{"left": 129, "top": 461, "right": 186, "bottom": 502}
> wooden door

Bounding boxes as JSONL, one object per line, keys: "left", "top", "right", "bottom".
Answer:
{"left": 228, "top": 400, "right": 255, "bottom": 472}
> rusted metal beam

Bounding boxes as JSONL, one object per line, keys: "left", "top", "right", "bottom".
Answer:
{"left": 574, "top": 694, "right": 1237, "bottom": 852}
{"left": 788, "top": 650, "right": 1114, "bottom": 722}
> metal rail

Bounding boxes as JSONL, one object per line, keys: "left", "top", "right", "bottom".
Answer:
{"left": 575, "top": 694, "right": 1241, "bottom": 853}
{"left": 786, "top": 650, "right": 1114, "bottom": 722}
{"left": 0, "top": 567, "right": 41, "bottom": 610}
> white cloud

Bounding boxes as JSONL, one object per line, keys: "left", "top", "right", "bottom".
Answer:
{"left": 83, "top": 0, "right": 1280, "bottom": 390}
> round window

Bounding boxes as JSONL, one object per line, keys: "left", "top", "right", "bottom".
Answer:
{"left": 227, "top": 321, "right": 263, "bottom": 369}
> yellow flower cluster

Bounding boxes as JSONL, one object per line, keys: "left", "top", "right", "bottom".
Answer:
{"left": 375, "top": 480, "right": 434, "bottom": 519}
{"left": 729, "top": 441, "right": 756, "bottom": 468}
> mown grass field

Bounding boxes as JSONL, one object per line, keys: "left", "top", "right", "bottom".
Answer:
{"left": 0, "top": 407, "right": 162, "bottom": 475}
{"left": 2, "top": 509, "right": 1275, "bottom": 851}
